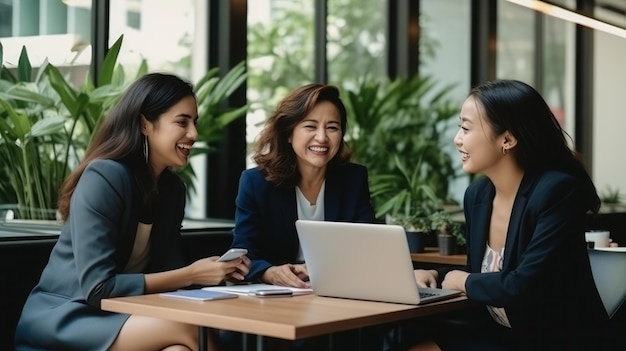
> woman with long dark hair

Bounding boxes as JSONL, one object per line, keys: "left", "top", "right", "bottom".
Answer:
{"left": 15, "top": 73, "right": 249, "bottom": 351}
{"left": 411, "top": 79, "right": 609, "bottom": 350}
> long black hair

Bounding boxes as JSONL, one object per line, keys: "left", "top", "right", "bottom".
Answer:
{"left": 469, "top": 79, "right": 600, "bottom": 213}
{"left": 58, "top": 73, "right": 195, "bottom": 220}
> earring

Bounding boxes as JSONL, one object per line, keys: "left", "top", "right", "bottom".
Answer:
{"left": 502, "top": 147, "right": 507, "bottom": 155}
{"left": 143, "top": 135, "right": 149, "bottom": 163}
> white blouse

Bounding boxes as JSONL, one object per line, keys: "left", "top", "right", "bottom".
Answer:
{"left": 481, "top": 244, "right": 512, "bottom": 328}
{"left": 295, "top": 181, "right": 325, "bottom": 262}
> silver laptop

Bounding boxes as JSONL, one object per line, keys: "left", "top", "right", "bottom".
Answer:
{"left": 295, "top": 220, "right": 463, "bottom": 305}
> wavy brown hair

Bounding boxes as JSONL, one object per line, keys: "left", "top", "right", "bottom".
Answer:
{"left": 253, "top": 84, "right": 351, "bottom": 187}
{"left": 57, "top": 73, "right": 195, "bottom": 221}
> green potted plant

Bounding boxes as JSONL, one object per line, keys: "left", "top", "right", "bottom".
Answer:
{"left": 0, "top": 35, "right": 248, "bottom": 220}
{"left": 430, "top": 210, "right": 466, "bottom": 255}
{"left": 370, "top": 154, "right": 443, "bottom": 253}
{"left": 0, "top": 36, "right": 129, "bottom": 220}
{"left": 343, "top": 74, "right": 460, "bottom": 200}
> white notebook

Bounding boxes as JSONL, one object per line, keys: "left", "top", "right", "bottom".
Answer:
{"left": 203, "top": 283, "right": 313, "bottom": 296}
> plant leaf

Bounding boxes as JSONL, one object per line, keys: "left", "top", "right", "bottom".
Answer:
{"left": 17, "top": 46, "right": 32, "bottom": 82}
{"left": 98, "top": 35, "right": 123, "bottom": 86}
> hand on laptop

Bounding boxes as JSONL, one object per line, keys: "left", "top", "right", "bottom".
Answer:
{"left": 414, "top": 269, "right": 439, "bottom": 288}
{"left": 441, "top": 270, "right": 469, "bottom": 293}
{"left": 262, "top": 264, "right": 311, "bottom": 288}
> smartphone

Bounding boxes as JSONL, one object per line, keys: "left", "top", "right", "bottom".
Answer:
{"left": 248, "top": 289, "right": 293, "bottom": 297}
{"left": 217, "top": 248, "right": 248, "bottom": 262}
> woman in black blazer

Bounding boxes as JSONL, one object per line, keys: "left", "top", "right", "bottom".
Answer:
{"left": 15, "top": 74, "right": 249, "bottom": 351}
{"left": 411, "top": 80, "right": 609, "bottom": 350}
{"left": 231, "top": 84, "right": 375, "bottom": 287}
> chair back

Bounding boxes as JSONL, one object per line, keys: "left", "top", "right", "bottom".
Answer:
{"left": 588, "top": 249, "right": 626, "bottom": 318}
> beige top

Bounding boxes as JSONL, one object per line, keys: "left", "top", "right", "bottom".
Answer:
{"left": 124, "top": 222, "right": 153, "bottom": 273}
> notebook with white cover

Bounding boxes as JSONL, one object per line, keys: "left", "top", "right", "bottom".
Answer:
{"left": 295, "top": 220, "right": 462, "bottom": 305}
{"left": 203, "top": 283, "right": 313, "bottom": 296}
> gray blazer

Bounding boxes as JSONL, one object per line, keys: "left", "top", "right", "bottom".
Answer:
{"left": 15, "top": 159, "right": 187, "bottom": 351}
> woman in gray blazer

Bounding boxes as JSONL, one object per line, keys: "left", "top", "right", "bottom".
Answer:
{"left": 15, "top": 73, "right": 249, "bottom": 351}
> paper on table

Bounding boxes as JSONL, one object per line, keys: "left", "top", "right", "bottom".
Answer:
{"left": 203, "top": 283, "right": 313, "bottom": 296}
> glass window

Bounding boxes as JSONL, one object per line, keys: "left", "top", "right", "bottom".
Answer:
{"left": 420, "top": 0, "right": 470, "bottom": 104}
{"left": 497, "top": 0, "right": 536, "bottom": 84}
{"left": 327, "top": 0, "right": 387, "bottom": 88}
{"left": 0, "top": 0, "right": 92, "bottom": 83}
{"left": 542, "top": 14, "right": 575, "bottom": 137}
{"left": 420, "top": 0, "right": 471, "bottom": 205}
{"left": 246, "top": 0, "right": 315, "bottom": 167}
{"left": 109, "top": 0, "right": 197, "bottom": 79}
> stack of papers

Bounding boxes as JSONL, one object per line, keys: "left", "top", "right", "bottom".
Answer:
{"left": 203, "top": 283, "right": 313, "bottom": 296}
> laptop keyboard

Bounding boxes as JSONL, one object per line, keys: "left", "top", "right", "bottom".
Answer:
{"left": 419, "top": 291, "right": 438, "bottom": 298}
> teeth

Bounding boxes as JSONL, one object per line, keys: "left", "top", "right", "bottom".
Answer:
{"left": 177, "top": 144, "right": 192, "bottom": 149}
{"left": 309, "top": 146, "right": 328, "bottom": 152}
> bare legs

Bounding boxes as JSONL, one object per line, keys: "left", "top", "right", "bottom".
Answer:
{"left": 408, "top": 341, "right": 442, "bottom": 351}
{"left": 108, "top": 315, "right": 198, "bottom": 351}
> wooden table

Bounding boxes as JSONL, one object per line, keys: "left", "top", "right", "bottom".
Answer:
{"left": 411, "top": 247, "right": 467, "bottom": 266}
{"left": 102, "top": 293, "right": 469, "bottom": 351}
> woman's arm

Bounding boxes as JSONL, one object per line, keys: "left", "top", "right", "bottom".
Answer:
{"left": 144, "top": 256, "right": 250, "bottom": 293}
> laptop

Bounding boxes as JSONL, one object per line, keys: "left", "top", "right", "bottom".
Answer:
{"left": 295, "top": 220, "right": 463, "bottom": 305}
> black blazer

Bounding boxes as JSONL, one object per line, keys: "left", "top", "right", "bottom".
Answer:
{"left": 461, "top": 170, "right": 608, "bottom": 347}
{"left": 231, "top": 163, "right": 375, "bottom": 280}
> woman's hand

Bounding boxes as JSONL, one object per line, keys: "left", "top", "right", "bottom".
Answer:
{"left": 414, "top": 269, "right": 439, "bottom": 288}
{"left": 188, "top": 256, "right": 250, "bottom": 286}
{"left": 441, "top": 270, "right": 469, "bottom": 292}
{"left": 261, "top": 264, "right": 310, "bottom": 288}
{"left": 225, "top": 255, "right": 251, "bottom": 283}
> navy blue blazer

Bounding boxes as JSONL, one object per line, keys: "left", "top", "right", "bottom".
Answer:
{"left": 15, "top": 160, "right": 187, "bottom": 351}
{"left": 460, "top": 170, "right": 608, "bottom": 346}
{"left": 231, "top": 163, "right": 375, "bottom": 280}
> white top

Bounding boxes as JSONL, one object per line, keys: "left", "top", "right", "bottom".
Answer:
{"left": 124, "top": 222, "right": 153, "bottom": 273}
{"left": 295, "top": 181, "right": 325, "bottom": 261}
{"left": 481, "top": 244, "right": 512, "bottom": 328}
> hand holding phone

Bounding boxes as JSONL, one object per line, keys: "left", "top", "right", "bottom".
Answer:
{"left": 217, "top": 248, "right": 248, "bottom": 262}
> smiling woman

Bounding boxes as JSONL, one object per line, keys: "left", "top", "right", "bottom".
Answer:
{"left": 14, "top": 73, "right": 251, "bottom": 351}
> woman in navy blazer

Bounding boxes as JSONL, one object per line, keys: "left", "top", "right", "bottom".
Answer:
{"left": 231, "top": 84, "right": 375, "bottom": 287}
{"left": 412, "top": 80, "right": 609, "bottom": 350}
{"left": 15, "top": 74, "right": 249, "bottom": 351}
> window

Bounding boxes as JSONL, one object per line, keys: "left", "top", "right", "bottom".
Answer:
{"left": 246, "top": 0, "right": 315, "bottom": 167}
{"left": 0, "top": 0, "right": 92, "bottom": 84}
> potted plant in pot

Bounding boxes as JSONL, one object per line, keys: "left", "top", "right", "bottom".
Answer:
{"left": 388, "top": 207, "right": 433, "bottom": 253}
{"left": 369, "top": 154, "right": 444, "bottom": 253}
{"left": 430, "top": 210, "right": 466, "bottom": 255}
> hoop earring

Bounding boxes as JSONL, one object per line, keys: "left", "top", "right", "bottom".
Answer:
{"left": 502, "top": 147, "right": 507, "bottom": 155}
{"left": 143, "top": 135, "right": 149, "bottom": 164}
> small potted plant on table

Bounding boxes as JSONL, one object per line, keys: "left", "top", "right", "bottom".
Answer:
{"left": 430, "top": 210, "right": 466, "bottom": 255}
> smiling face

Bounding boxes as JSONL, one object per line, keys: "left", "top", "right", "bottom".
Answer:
{"left": 143, "top": 95, "right": 198, "bottom": 176}
{"left": 454, "top": 96, "right": 508, "bottom": 176}
{"left": 289, "top": 101, "right": 342, "bottom": 175}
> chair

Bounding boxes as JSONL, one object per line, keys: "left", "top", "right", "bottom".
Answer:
{"left": 588, "top": 248, "right": 626, "bottom": 318}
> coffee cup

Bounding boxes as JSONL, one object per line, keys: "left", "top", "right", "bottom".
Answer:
{"left": 585, "top": 230, "right": 611, "bottom": 248}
